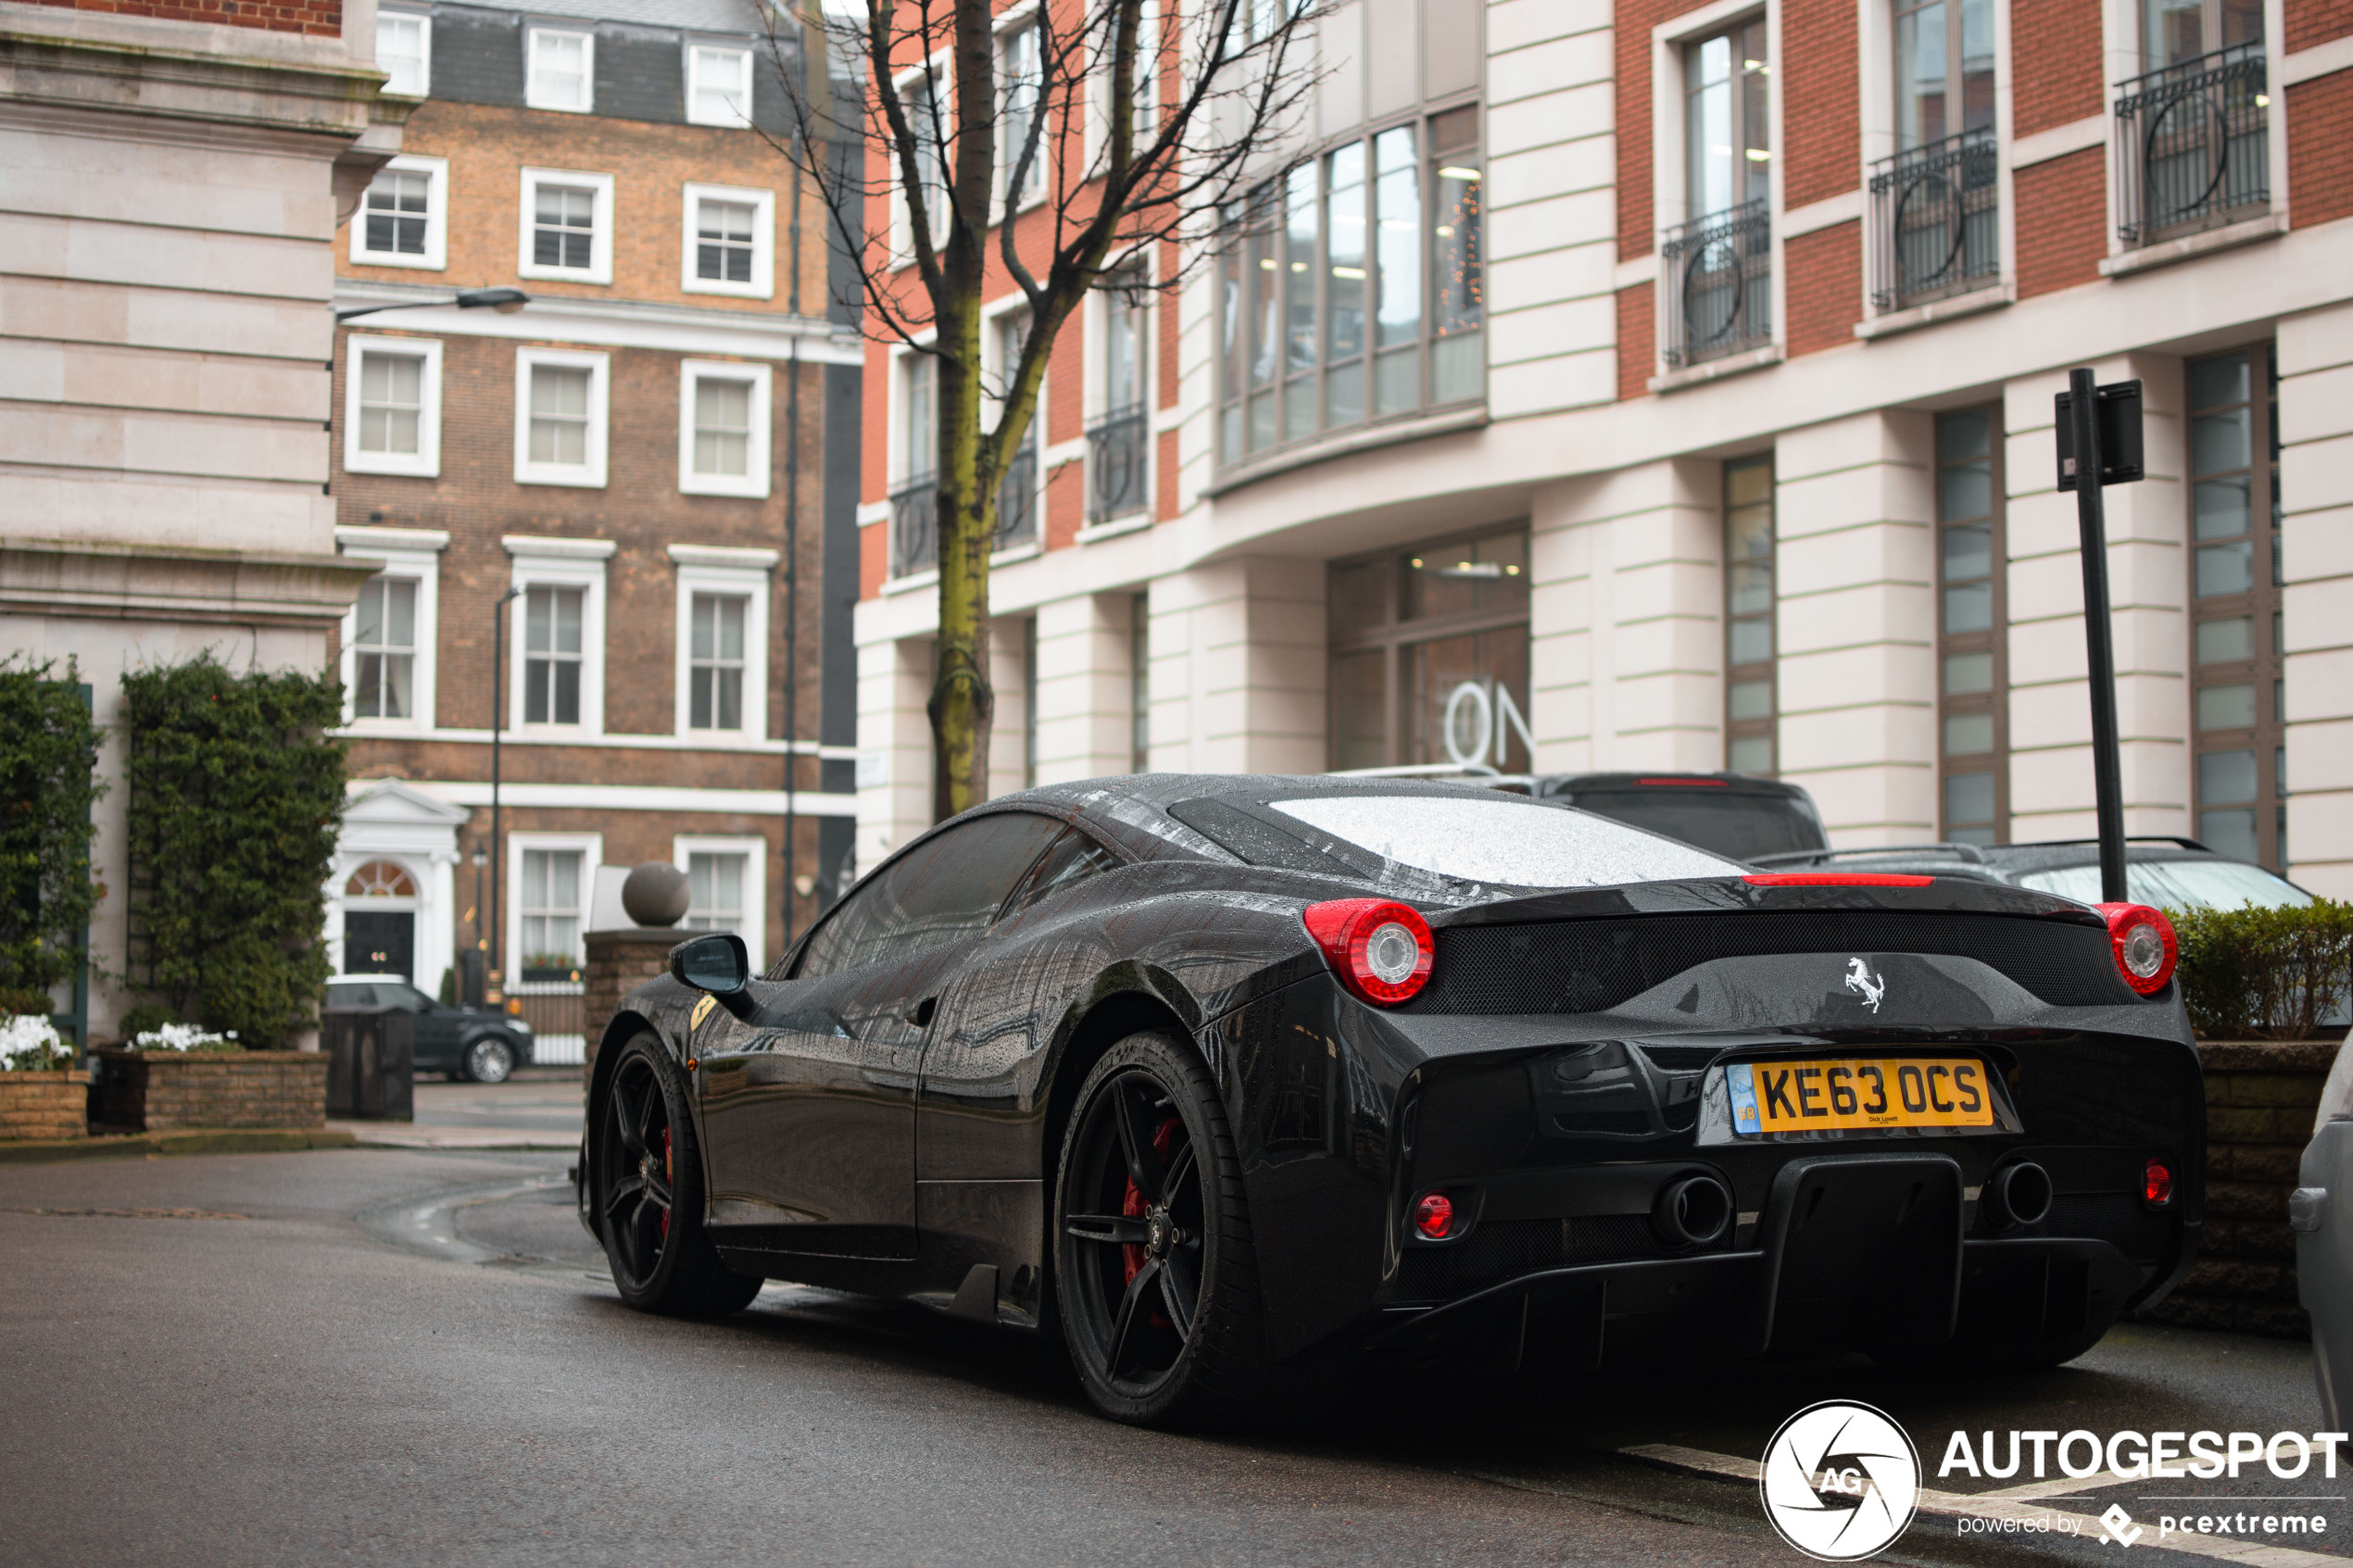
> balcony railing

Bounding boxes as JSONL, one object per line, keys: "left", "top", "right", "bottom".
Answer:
{"left": 889, "top": 472, "right": 935, "bottom": 578}
{"left": 1660, "top": 198, "right": 1772, "bottom": 369}
{"left": 2115, "top": 41, "right": 2269, "bottom": 246}
{"left": 995, "top": 439, "right": 1038, "bottom": 552}
{"left": 1868, "top": 128, "right": 1999, "bottom": 311}
{"left": 1086, "top": 406, "right": 1149, "bottom": 524}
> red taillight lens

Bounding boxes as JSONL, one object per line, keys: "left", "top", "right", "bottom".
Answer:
{"left": 1414, "top": 1191, "right": 1454, "bottom": 1239}
{"left": 1742, "top": 872, "right": 1934, "bottom": 887}
{"left": 2095, "top": 902, "right": 2178, "bottom": 995}
{"left": 2145, "top": 1158, "right": 2174, "bottom": 1207}
{"left": 1302, "top": 898, "right": 1434, "bottom": 1006}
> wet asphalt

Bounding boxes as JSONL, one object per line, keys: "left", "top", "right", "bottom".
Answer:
{"left": 0, "top": 1144, "right": 2340, "bottom": 1568}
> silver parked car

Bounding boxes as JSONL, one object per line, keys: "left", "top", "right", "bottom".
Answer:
{"left": 2295, "top": 1034, "right": 2353, "bottom": 1428}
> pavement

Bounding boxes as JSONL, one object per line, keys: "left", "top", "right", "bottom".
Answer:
{"left": 330, "top": 1067, "right": 584, "bottom": 1150}
{"left": 2, "top": 1143, "right": 2345, "bottom": 1568}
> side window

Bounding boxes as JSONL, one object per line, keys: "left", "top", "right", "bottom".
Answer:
{"left": 326, "top": 985, "right": 375, "bottom": 1008}
{"left": 795, "top": 812, "right": 1067, "bottom": 977}
{"left": 1002, "top": 829, "right": 1122, "bottom": 919}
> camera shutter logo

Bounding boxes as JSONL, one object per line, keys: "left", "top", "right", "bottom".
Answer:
{"left": 1759, "top": 1400, "right": 1921, "bottom": 1562}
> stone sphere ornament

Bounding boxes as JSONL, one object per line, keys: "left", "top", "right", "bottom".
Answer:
{"left": 621, "top": 860, "right": 689, "bottom": 928}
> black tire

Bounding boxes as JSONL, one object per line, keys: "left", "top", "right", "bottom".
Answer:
{"left": 463, "top": 1035, "right": 515, "bottom": 1085}
{"left": 1052, "top": 1031, "right": 1265, "bottom": 1428}
{"left": 594, "top": 1032, "right": 761, "bottom": 1318}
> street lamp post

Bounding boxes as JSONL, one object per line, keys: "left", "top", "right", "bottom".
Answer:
{"left": 490, "top": 586, "right": 522, "bottom": 997}
{"left": 334, "top": 286, "right": 529, "bottom": 324}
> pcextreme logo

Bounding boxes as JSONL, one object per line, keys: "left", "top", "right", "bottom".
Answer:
{"left": 1759, "top": 1400, "right": 1922, "bottom": 1562}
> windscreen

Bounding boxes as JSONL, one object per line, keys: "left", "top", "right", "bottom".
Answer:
{"left": 2016, "top": 859, "right": 2313, "bottom": 910}
{"left": 1268, "top": 795, "right": 1743, "bottom": 888}
{"left": 1561, "top": 788, "right": 1826, "bottom": 861}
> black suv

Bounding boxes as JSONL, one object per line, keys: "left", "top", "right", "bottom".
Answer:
{"left": 1533, "top": 771, "right": 1830, "bottom": 862}
{"left": 1753, "top": 836, "right": 2314, "bottom": 910}
{"left": 323, "top": 974, "right": 535, "bottom": 1083}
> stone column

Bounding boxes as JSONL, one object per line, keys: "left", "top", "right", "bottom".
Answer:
{"left": 2003, "top": 357, "right": 2192, "bottom": 842}
{"left": 1143, "top": 558, "right": 1325, "bottom": 774}
{"left": 1773, "top": 411, "right": 1939, "bottom": 846}
{"left": 854, "top": 633, "right": 934, "bottom": 871}
{"left": 1033, "top": 591, "right": 1140, "bottom": 784}
{"left": 1529, "top": 458, "right": 1725, "bottom": 774}
{"left": 2278, "top": 301, "right": 2353, "bottom": 897}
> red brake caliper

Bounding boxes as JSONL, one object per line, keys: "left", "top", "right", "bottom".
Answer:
{"left": 1120, "top": 1118, "right": 1180, "bottom": 1323}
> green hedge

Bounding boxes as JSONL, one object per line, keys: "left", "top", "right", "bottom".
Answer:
{"left": 2170, "top": 899, "right": 2353, "bottom": 1041}
{"left": 121, "top": 657, "right": 346, "bottom": 1049}
{"left": 0, "top": 658, "right": 103, "bottom": 1017}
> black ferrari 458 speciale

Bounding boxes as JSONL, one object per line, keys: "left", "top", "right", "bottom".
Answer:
{"left": 577, "top": 774, "right": 2201, "bottom": 1426}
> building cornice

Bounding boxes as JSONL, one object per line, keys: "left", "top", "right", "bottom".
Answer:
{"left": 1, "top": 536, "right": 373, "bottom": 628}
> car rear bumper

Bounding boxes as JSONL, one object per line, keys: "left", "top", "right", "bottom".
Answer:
{"left": 1367, "top": 1153, "right": 2150, "bottom": 1372}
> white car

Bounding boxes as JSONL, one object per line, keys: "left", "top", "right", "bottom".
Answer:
{"left": 2295, "top": 1034, "right": 2353, "bottom": 1427}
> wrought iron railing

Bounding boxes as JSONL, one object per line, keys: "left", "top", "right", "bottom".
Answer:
{"left": 1086, "top": 407, "right": 1149, "bottom": 524}
{"left": 1868, "top": 128, "right": 2000, "bottom": 310}
{"left": 2115, "top": 41, "right": 2269, "bottom": 246}
{"left": 995, "top": 439, "right": 1038, "bottom": 551}
{"left": 1659, "top": 198, "right": 1771, "bottom": 369}
{"left": 889, "top": 472, "right": 936, "bottom": 578}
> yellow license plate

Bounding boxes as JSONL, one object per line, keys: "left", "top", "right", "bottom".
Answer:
{"left": 1725, "top": 1058, "right": 1995, "bottom": 1135}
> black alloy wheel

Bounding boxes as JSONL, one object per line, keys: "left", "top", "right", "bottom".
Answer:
{"left": 1053, "top": 1032, "right": 1265, "bottom": 1427}
{"left": 464, "top": 1036, "right": 514, "bottom": 1085}
{"left": 596, "top": 1033, "right": 761, "bottom": 1317}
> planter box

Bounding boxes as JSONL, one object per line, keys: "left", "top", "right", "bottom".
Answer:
{"left": 0, "top": 1070, "right": 87, "bottom": 1140}
{"left": 2133, "top": 1038, "right": 2339, "bottom": 1339}
{"left": 92, "top": 1047, "right": 327, "bottom": 1133}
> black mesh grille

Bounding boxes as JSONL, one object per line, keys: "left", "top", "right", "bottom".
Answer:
{"left": 1407, "top": 911, "right": 2129, "bottom": 1014}
{"left": 1394, "top": 1214, "right": 1669, "bottom": 1302}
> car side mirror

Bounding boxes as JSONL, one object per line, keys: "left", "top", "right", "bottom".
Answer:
{"left": 670, "top": 932, "right": 754, "bottom": 1018}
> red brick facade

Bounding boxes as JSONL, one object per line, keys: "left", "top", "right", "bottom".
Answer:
{"left": 1616, "top": 282, "right": 1655, "bottom": 400}
{"left": 2013, "top": 146, "right": 2108, "bottom": 298}
{"left": 20, "top": 0, "right": 339, "bottom": 36}
{"left": 2289, "top": 69, "right": 2353, "bottom": 231}
{"left": 1780, "top": 0, "right": 1858, "bottom": 209}
{"left": 2287, "top": 1, "right": 2353, "bottom": 53}
{"left": 1783, "top": 220, "right": 1862, "bottom": 357}
{"left": 2010, "top": 0, "right": 2105, "bottom": 137}
{"left": 1613, "top": 0, "right": 1685, "bottom": 264}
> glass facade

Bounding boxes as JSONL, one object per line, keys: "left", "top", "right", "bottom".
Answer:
{"left": 1934, "top": 408, "right": 2005, "bottom": 844}
{"left": 1723, "top": 458, "right": 1775, "bottom": 775}
{"left": 2186, "top": 345, "right": 2283, "bottom": 868}
{"left": 1327, "top": 526, "right": 1529, "bottom": 771}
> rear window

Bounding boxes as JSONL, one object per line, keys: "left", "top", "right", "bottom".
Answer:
{"left": 1556, "top": 787, "right": 1826, "bottom": 862}
{"left": 2017, "top": 859, "right": 2313, "bottom": 911}
{"left": 1267, "top": 795, "right": 1743, "bottom": 889}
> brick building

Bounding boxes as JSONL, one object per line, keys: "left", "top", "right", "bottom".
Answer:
{"left": 328, "top": 0, "right": 862, "bottom": 1036}
{"left": 857, "top": 0, "right": 2353, "bottom": 902}
{"left": 1, "top": 0, "right": 400, "bottom": 1046}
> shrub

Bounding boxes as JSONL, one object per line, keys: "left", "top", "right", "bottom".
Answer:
{"left": 0, "top": 658, "right": 104, "bottom": 1016}
{"left": 2169, "top": 899, "right": 2353, "bottom": 1041}
{"left": 120, "top": 657, "right": 346, "bottom": 1049}
{"left": 2, "top": 1015, "right": 74, "bottom": 1072}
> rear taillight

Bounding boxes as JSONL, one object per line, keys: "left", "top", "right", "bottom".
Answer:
{"left": 1414, "top": 1191, "right": 1454, "bottom": 1239}
{"left": 1302, "top": 898, "right": 1434, "bottom": 1006}
{"left": 2145, "top": 1158, "right": 2174, "bottom": 1208}
{"left": 2096, "top": 902, "right": 2178, "bottom": 995}
{"left": 1742, "top": 872, "right": 1934, "bottom": 887}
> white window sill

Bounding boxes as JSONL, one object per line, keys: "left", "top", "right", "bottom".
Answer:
{"left": 343, "top": 454, "right": 442, "bottom": 479}
{"left": 1648, "top": 344, "right": 1781, "bottom": 395}
{"left": 514, "top": 467, "right": 607, "bottom": 490}
{"left": 990, "top": 540, "right": 1043, "bottom": 566}
{"left": 676, "top": 727, "right": 761, "bottom": 746}
{"left": 517, "top": 264, "right": 610, "bottom": 285}
{"left": 351, "top": 251, "right": 445, "bottom": 272}
{"left": 882, "top": 568, "right": 937, "bottom": 596}
{"left": 2099, "top": 211, "right": 2286, "bottom": 280}
{"left": 1856, "top": 282, "right": 2011, "bottom": 342}
{"left": 1076, "top": 514, "right": 1151, "bottom": 545}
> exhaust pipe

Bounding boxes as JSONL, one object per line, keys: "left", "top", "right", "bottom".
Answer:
{"left": 1653, "top": 1173, "right": 1734, "bottom": 1249}
{"left": 1985, "top": 1160, "right": 2054, "bottom": 1228}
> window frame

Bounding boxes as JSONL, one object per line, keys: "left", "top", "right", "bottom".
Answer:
{"left": 669, "top": 546, "right": 775, "bottom": 743}
{"left": 676, "top": 358, "right": 772, "bottom": 497}
{"left": 376, "top": 11, "right": 432, "bottom": 99}
{"left": 1722, "top": 454, "right": 1777, "bottom": 777}
{"left": 680, "top": 182, "right": 774, "bottom": 299}
{"left": 1932, "top": 406, "right": 2007, "bottom": 843}
{"left": 1891, "top": 0, "right": 1995, "bottom": 151}
{"left": 512, "top": 346, "right": 610, "bottom": 488}
{"left": 350, "top": 154, "right": 447, "bottom": 270}
{"left": 507, "top": 831, "right": 602, "bottom": 980}
{"left": 342, "top": 333, "right": 442, "bottom": 478}
{"left": 334, "top": 526, "right": 446, "bottom": 733}
{"left": 517, "top": 168, "right": 615, "bottom": 284}
{"left": 674, "top": 834, "right": 767, "bottom": 969}
{"left": 502, "top": 534, "right": 611, "bottom": 736}
{"left": 996, "top": 11, "right": 1046, "bottom": 212}
{"left": 685, "top": 43, "right": 754, "bottom": 128}
{"left": 526, "top": 26, "right": 596, "bottom": 114}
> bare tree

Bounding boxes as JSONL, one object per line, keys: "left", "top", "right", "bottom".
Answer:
{"left": 770, "top": 0, "right": 1321, "bottom": 823}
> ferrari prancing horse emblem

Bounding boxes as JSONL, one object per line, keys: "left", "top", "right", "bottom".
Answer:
{"left": 1843, "top": 958, "right": 1887, "bottom": 1013}
{"left": 690, "top": 994, "right": 717, "bottom": 1030}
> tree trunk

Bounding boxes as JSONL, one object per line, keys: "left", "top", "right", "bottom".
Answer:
{"left": 927, "top": 244, "right": 993, "bottom": 822}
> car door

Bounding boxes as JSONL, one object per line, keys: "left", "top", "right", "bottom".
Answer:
{"left": 698, "top": 810, "right": 1068, "bottom": 1261}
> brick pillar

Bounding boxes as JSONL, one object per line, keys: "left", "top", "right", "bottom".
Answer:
{"left": 582, "top": 929, "right": 679, "bottom": 1086}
